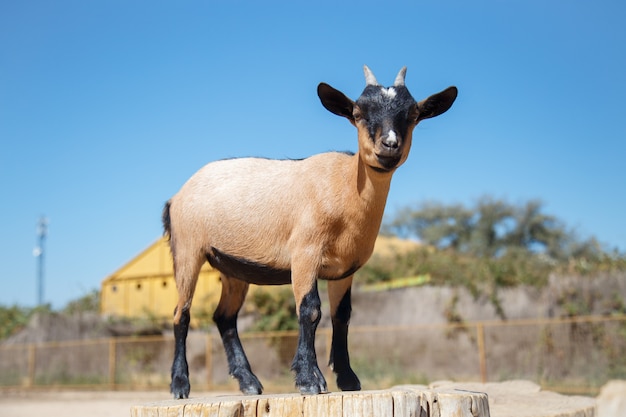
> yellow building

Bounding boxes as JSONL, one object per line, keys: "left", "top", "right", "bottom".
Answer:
{"left": 100, "top": 235, "right": 421, "bottom": 320}
{"left": 100, "top": 237, "right": 222, "bottom": 320}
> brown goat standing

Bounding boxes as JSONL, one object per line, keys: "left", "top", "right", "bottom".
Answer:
{"left": 163, "top": 66, "right": 457, "bottom": 398}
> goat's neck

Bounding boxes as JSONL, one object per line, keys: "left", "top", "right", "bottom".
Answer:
{"left": 352, "top": 153, "right": 393, "bottom": 217}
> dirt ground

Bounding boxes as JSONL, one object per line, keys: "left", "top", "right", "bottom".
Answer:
{"left": 0, "top": 390, "right": 237, "bottom": 417}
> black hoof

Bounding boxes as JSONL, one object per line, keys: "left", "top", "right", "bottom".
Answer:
{"left": 170, "top": 374, "right": 190, "bottom": 399}
{"left": 337, "top": 368, "right": 361, "bottom": 391}
{"left": 295, "top": 365, "right": 328, "bottom": 395}
{"left": 233, "top": 369, "right": 263, "bottom": 395}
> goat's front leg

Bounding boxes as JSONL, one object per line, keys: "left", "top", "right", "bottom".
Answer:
{"left": 291, "top": 277, "right": 327, "bottom": 394}
{"left": 328, "top": 276, "right": 361, "bottom": 391}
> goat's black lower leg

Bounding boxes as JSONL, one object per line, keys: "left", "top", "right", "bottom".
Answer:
{"left": 292, "top": 283, "right": 327, "bottom": 394}
{"left": 329, "top": 287, "right": 361, "bottom": 391}
{"left": 214, "top": 312, "right": 263, "bottom": 394}
{"left": 171, "top": 308, "right": 191, "bottom": 399}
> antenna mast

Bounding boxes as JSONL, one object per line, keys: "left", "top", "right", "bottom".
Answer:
{"left": 34, "top": 216, "right": 48, "bottom": 306}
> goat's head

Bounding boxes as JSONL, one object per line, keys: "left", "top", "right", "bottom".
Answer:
{"left": 318, "top": 66, "right": 457, "bottom": 173}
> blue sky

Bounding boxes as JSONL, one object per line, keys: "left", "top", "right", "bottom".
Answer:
{"left": 1, "top": 1, "right": 625, "bottom": 309}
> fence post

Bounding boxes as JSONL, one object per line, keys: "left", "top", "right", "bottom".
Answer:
{"left": 27, "top": 344, "right": 36, "bottom": 387}
{"left": 476, "top": 323, "right": 487, "bottom": 383}
{"left": 206, "top": 333, "right": 213, "bottom": 390}
{"left": 324, "top": 327, "right": 333, "bottom": 381}
{"left": 109, "top": 338, "right": 117, "bottom": 389}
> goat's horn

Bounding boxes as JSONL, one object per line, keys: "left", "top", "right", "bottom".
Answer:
{"left": 363, "top": 65, "right": 379, "bottom": 86}
{"left": 394, "top": 67, "right": 407, "bottom": 87}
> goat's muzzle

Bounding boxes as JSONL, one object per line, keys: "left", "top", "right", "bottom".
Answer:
{"left": 375, "top": 152, "right": 402, "bottom": 170}
{"left": 375, "top": 135, "right": 403, "bottom": 169}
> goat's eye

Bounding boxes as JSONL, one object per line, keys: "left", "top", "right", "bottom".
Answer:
{"left": 353, "top": 110, "right": 366, "bottom": 123}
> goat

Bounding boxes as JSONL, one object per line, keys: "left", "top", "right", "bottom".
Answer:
{"left": 163, "top": 66, "right": 457, "bottom": 398}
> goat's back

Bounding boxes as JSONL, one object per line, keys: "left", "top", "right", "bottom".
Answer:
{"left": 167, "top": 152, "right": 358, "bottom": 266}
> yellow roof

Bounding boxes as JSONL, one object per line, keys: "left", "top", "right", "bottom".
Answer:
{"left": 101, "top": 237, "right": 212, "bottom": 284}
{"left": 371, "top": 235, "right": 420, "bottom": 257}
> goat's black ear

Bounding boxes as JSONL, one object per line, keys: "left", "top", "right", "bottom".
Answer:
{"left": 416, "top": 86, "right": 458, "bottom": 122}
{"left": 318, "top": 83, "right": 355, "bottom": 121}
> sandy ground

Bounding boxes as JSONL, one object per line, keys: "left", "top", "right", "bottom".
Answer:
{"left": 1, "top": 383, "right": 599, "bottom": 417}
{"left": 0, "top": 390, "right": 237, "bottom": 417}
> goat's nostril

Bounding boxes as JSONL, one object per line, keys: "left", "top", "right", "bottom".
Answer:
{"left": 382, "top": 137, "right": 398, "bottom": 149}
{"left": 381, "top": 131, "right": 399, "bottom": 149}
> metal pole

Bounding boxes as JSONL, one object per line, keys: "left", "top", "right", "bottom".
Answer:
{"left": 34, "top": 216, "right": 48, "bottom": 306}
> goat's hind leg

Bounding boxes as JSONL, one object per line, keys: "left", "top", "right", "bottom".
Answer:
{"left": 213, "top": 275, "right": 263, "bottom": 395}
{"left": 171, "top": 305, "right": 192, "bottom": 399}
{"left": 170, "top": 252, "right": 204, "bottom": 399}
{"left": 328, "top": 277, "right": 361, "bottom": 391}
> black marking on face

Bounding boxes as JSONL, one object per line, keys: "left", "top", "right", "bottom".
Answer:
{"left": 355, "top": 85, "right": 417, "bottom": 144}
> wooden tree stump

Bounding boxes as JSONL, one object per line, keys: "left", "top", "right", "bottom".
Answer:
{"left": 131, "top": 381, "right": 597, "bottom": 417}
{"left": 131, "top": 385, "right": 488, "bottom": 417}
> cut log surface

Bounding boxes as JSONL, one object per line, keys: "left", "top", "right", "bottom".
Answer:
{"left": 427, "top": 381, "right": 596, "bottom": 417}
{"left": 131, "top": 381, "right": 596, "bottom": 417}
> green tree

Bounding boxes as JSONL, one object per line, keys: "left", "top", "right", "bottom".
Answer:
{"left": 62, "top": 290, "right": 100, "bottom": 314}
{"left": 469, "top": 198, "right": 515, "bottom": 257}
{"left": 0, "top": 305, "right": 31, "bottom": 340}
{"left": 386, "top": 197, "right": 600, "bottom": 261}
{"left": 0, "top": 304, "right": 51, "bottom": 340}
{"left": 250, "top": 288, "right": 298, "bottom": 332}
{"left": 389, "top": 202, "right": 473, "bottom": 251}
{"left": 505, "top": 200, "right": 560, "bottom": 257}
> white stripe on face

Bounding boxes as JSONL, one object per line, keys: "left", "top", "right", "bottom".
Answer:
{"left": 387, "top": 130, "right": 397, "bottom": 145}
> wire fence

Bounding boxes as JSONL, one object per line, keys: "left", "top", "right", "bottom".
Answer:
{"left": 1, "top": 315, "right": 624, "bottom": 395}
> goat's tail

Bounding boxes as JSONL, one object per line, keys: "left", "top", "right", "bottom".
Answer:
{"left": 162, "top": 200, "right": 172, "bottom": 238}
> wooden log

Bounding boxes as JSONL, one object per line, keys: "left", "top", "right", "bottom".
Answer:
{"left": 130, "top": 381, "right": 596, "bottom": 417}
{"left": 131, "top": 386, "right": 489, "bottom": 417}
{"left": 426, "top": 381, "right": 596, "bottom": 417}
